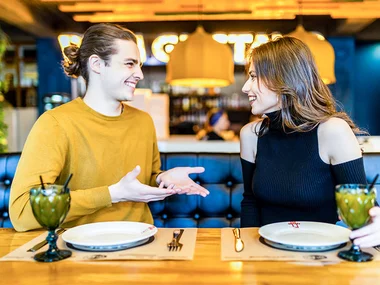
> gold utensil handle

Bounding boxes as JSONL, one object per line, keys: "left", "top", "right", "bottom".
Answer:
{"left": 175, "top": 229, "right": 184, "bottom": 242}
{"left": 232, "top": 228, "right": 241, "bottom": 239}
{"left": 27, "top": 228, "right": 66, "bottom": 252}
{"left": 232, "top": 228, "right": 244, "bottom": 252}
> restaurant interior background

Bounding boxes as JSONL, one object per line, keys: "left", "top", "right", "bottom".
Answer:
{"left": 1, "top": 0, "right": 380, "bottom": 152}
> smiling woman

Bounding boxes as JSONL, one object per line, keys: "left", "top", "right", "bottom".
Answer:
{"left": 239, "top": 36, "right": 380, "bottom": 249}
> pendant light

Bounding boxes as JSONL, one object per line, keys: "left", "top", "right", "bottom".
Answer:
{"left": 287, "top": 25, "right": 336, "bottom": 84}
{"left": 166, "top": 26, "right": 234, "bottom": 88}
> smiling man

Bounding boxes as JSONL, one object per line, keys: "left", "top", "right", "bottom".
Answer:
{"left": 9, "top": 23, "right": 209, "bottom": 232}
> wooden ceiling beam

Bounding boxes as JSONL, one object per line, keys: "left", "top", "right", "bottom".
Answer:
{"left": 0, "top": 0, "right": 55, "bottom": 37}
{"left": 336, "top": 18, "right": 376, "bottom": 34}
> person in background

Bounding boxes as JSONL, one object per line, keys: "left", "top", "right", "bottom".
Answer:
{"left": 240, "top": 36, "right": 380, "bottom": 248}
{"left": 197, "top": 108, "right": 236, "bottom": 141}
{"left": 9, "top": 23, "right": 209, "bottom": 232}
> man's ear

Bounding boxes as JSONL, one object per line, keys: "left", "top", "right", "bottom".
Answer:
{"left": 88, "top": 54, "right": 102, "bottom": 74}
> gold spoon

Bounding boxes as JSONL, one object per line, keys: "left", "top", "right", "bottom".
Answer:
{"left": 232, "top": 228, "right": 244, "bottom": 252}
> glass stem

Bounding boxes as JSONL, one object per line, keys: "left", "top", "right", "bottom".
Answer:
{"left": 46, "top": 230, "right": 59, "bottom": 254}
{"left": 349, "top": 239, "right": 362, "bottom": 254}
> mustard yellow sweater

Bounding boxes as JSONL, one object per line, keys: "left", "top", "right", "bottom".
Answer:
{"left": 10, "top": 98, "right": 161, "bottom": 231}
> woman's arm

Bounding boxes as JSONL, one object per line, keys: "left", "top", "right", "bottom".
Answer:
{"left": 240, "top": 121, "right": 261, "bottom": 227}
{"left": 319, "top": 117, "right": 380, "bottom": 247}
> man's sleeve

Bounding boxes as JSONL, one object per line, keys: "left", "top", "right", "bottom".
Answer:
{"left": 9, "top": 113, "right": 112, "bottom": 232}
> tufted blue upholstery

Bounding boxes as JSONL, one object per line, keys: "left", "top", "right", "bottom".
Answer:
{"left": 150, "top": 154, "right": 243, "bottom": 228}
{"left": 1, "top": 152, "right": 379, "bottom": 229}
{"left": 0, "top": 153, "right": 21, "bottom": 228}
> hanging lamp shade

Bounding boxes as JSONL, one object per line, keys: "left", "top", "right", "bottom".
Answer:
{"left": 287, "top": 25, "right": 336, "bottom": 85}
{"left": 166, "top": 26, "right": 234, "bottom": 88}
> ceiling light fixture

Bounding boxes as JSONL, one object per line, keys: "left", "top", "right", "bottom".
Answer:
{"left": 166, "top": 26, "right": 234, "bottom": 87}
{"left": 287, "top": 25, "right": 336, "bottom": 84}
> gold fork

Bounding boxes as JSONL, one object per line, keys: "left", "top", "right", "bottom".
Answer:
{"left": 167, "top": 229, "right": 184, "bottom": 251}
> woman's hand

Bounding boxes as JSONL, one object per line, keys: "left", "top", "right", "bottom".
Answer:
{"left": 350, "top": 206, "right": 380, "bottom": 248}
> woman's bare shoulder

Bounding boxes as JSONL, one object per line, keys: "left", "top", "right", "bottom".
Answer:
{"left": 319, "top": 117, "right": 352, "bottom": 136}
{"left": 240, "top": 120, "right": 263, "bottom": 163}
{"left": 240, "top": 120, "right": 262, "bottom": 139}
{"left": 318, "top": 117, "right": 361, "bottom": 165}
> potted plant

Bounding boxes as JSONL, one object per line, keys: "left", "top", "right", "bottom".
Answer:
{"left": 0, "top": 27, "right": 9, "bottom": 153}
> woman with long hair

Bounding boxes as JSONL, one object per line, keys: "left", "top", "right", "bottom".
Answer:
{"left": 240, "top": 36, "right": 380, "bottom": 248}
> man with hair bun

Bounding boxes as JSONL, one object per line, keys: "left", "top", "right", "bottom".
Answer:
{"left": 9, "top": 23, "right": 209, "bottom": 232}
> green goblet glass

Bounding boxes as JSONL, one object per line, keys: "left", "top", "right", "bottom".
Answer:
{"left": 335, "top": 184, "right": 377, "bottom": 262}
{"left": 29, "top": 184, "right": 72, "bottom": 262}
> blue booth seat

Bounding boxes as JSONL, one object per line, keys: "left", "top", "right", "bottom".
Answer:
{"left": 1, "top": 152, "right": 379, "bottom": 229}
{"left": 150, "top": 154, "right": 243, "bottom": 228}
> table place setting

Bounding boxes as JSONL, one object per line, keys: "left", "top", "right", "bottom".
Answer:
{"left": 221, "top": 224, "right": 380, "bottom": 263}
{"left": 222, "top": 182, "right": 380, "bottom": 264}
{"left": 0, "top": 223, "right": 197, "bottom": 262}
{"left": 0, "top": 175, "right": 198, "bottom": 262}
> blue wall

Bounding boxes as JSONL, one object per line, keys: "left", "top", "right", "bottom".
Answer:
{"left": 329, "top": 37, "right": 355, "bottom": 116}
{"left": 36, "top": 38, "right": 71, "bottom": 115}
{"left": 354, "top": 42, "right": 380, "bottom": 135}
{"left": 328, "top": 37, "right": 380, "bottom": 135}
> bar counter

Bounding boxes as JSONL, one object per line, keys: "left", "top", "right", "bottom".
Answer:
{"left": 158, "top": 135, "right": 380, "bottom": 153}
{"left": 158, "top": 135, "right": 240, "bottom": 153}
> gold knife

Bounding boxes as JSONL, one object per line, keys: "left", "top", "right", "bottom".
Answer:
{"left": 27, "top": 228, "right": 66, "bottom": 252}
{"left": 232, "top": 228, "right": 244, "bottom": 252}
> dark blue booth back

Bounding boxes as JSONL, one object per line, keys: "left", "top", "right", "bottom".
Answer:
{"left": 150, "top": 154, "right": 243, "bottom": 228}
{"left": 1, "top": 152, "right": 379, "bottom": 229}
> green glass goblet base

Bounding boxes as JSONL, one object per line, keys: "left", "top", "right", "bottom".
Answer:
{"left": 338, "top": 244, "right": 373, "bottom": 262}
{"left": 33, "top": 230, "right": 72, "bottom": 262}
{"left": 34, "top": 249, "right": 72, "bottom": 262}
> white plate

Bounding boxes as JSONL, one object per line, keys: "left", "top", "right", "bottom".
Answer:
{"left": 259, "top": 221, "right": 351, "bottom": 247}
{"left": 263, "top": 239, "right": 346, "bottom": 252}
{"left": 62, "top": 221, "right": 157, "bottom": 247}
{"left": 67, "top": 237, "right": 150, "bottom": 252}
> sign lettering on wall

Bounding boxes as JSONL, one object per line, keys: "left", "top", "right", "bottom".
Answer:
{"left": 59, "top": 32, "right": 282, "bottom": 65}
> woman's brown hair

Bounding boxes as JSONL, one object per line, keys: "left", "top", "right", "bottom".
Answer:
{"left": 247, "top": 36, "right": 362, "bottom": 134}
{"left": 62, "top": 23, "right": 137, "bottom": 85}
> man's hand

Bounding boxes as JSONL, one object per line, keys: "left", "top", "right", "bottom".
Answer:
{"left": 157, "top": 167, "right": 209, "bottom": 197}
{"left": 109, "top": 165, "right": 178, "bottom": 203}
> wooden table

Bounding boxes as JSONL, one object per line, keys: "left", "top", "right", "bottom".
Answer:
{"left": 1, "top": 228, "right": 380, "bottom": 285}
